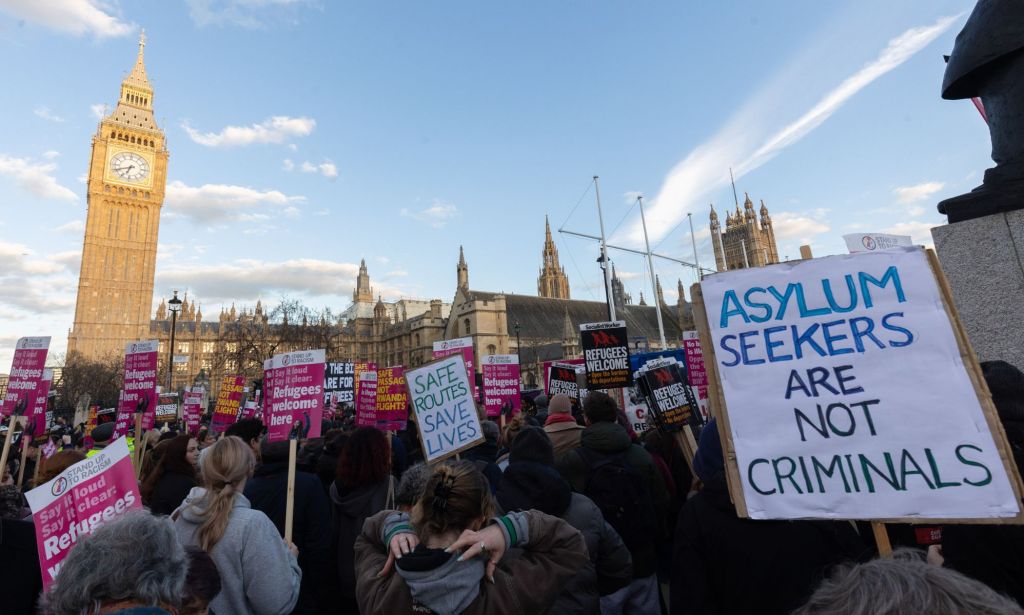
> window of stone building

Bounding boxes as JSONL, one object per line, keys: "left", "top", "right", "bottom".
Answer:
{"left": 464, "top": 319, "right": 471, "bottom": 335}
{"left": 178, "top": 342, "right": 190, "bottom": 353}
{"left": 158, "top": 342, "right": 165, "bottom": 353}
{"left": 226, "top": 342, "right": 238, "bottom": 353}
{"left": 202, "top": 359, "right": 212, "bottom": 371}
{"left": 203, "top": 342, "right": 215, "bottom": 354}
{"left": 487, "top": 344, "right": 496, "bottom": 355}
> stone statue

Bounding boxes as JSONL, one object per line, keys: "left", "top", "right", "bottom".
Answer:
{"left": 938, "top": 1, "right": 1024, "bottom": 223}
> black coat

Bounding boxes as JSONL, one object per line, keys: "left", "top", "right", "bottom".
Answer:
{"left": 670, "top": 477, "right": 868, "bottom": 615}
{"left": 245, "top": 461, "right": 333, "bottom": 615}
{"left": 149, "top": 471, "right": 197, "bottom": 517}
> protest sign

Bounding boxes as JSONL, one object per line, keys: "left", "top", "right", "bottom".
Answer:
{"left": 580, "top": 321, "right": 632, "bottom": 389}
{"left": 211, "top": 375, "right": 245, "bottom": 432}
{"left": 155, "top": 394, "right": 178, "bottom": 424}
{"left": 547, "top": 362, "right": 583, "bottom": 400}
{"left": 543, "top": 358, "right": 584, "bottom": 396}
{"left": 353, "top": 361, "right": 377, "bottom": 399}
{"left": 356, "top": 370, "right": 378, "bottom": 428}
{"left": 118, "top": 340, "right": 158, "bottom": 431}
{"left": 406, "top": 354, "right": 484, "bottom": 463}
{"left": 694, "top": 247, "right": 1024, "bottom": 522}
{"left": 433, "top": 337, "right": 477, "bottom": 399}
{"left": 2, "top": 336, "right": 50, "bottom": 417}
{"left": 240, "top": 400, "right": 258, "bottom": 421}
{"left": 682, "top": 332, "right": 710, "bottom": 421}
{"left": 183, "top": 391, "right": 203, "bottom": 435}
{"left": 112, "top": 391, "right": 133, "bottom": 440}
{"left": 325, "top": 362, "right": 355, "bottom": 406}
{"left": 82, "top": 405, "right": 99, "bottom": 450}
{"left": 636, "top": 359, "right": 696, "bottom": 432}
{"left": 377, "top": 367, "right": 408, "bottom": 431}
{"left": 623, "top": 387, "right": 651, "bottom": 434}
{"left": 843, "top": 233, "right": 913, "bottom": 254}
{"left": 26, "top": 437, "right": 142, "bottom": 589}
{"left": 26, "top": 369, "right": 53, "bottom": 440}
{"left": 265, "top": 349, "right": 325, "bottom": 442}
{"left": 481, "top": 355, "right": 520, "bottom": 418}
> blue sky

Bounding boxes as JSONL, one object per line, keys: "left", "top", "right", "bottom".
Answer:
{"left": 0, "top": 0, "right": 989, "bottom": 367}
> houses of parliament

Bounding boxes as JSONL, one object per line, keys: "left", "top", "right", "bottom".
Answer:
{"left": 66, "top": 36, "right": 777, "bottom": 396}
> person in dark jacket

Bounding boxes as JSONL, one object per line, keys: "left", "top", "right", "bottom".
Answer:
{"left": 670, "top": 419, "right": 867, "bottom": 615}
{"left": 556, "top": 391, "right": 669, "bottom": 614}
{"left": 331, "top": 427, "right": 394, "bottom": 614}
{"left": 141, "top": 434, "right": 198, "bottom": 516}
{"left": 246, "top": 438, "right": 333, "bottom": 615}
{"left": 533, "top": 394, "right": 550, "bottom": 426}
{"left": 497, "top": 427, "right": 633, "bottom": 614}
{"left": 938, "top": 359, "right": 1024, "bottom": 606}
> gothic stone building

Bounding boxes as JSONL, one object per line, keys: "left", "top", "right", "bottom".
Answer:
{"left": 710, "top": 193, "right": 780, "bottom": 271}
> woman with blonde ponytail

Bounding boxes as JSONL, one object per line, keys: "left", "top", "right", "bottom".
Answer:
{"left": 172, "top": 435, "right": 301, "bottom": 615}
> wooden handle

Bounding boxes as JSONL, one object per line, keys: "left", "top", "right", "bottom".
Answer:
{"left": 872, "top": 521, "right": 893, "bottom": 557}
{"left": 284, "top": 438, "right": 297, "bottom": 543}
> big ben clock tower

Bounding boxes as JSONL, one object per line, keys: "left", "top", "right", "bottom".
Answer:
{"left": 68, "top": 32, "right": 168, "bottom": 360}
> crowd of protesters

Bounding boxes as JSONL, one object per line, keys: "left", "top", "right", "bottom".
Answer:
{"left": 0, "top": 359, "right": 1022, "bottom": 614}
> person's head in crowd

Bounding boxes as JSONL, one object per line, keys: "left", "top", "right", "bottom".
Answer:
{"left": 142, "top": 434, "right": 198, "bottom": 503}
{"left": 191, "top": 436, "right": 256, "bottom": 551}
{"left": 41, "top": 512, "right": 188, "bottom": 614}
{"left": 509, "top": 427, "right": 556, "bottom": 466}
{"left": 480, "top": 420, "right": 499, "bottom": 444}
{"left": 793, "top": 549, "right": 1024, "bottom": 615}
{"left": 583, "top": 391, "right": 618, "bottom": 424}
{"left": 181, "top": 546, "right": 222, "bottom": 615}
{"left": 225, "top": 419, "right": 264, "bottom": 462}
{"left": 500, "top": 415, "right": 526, "bottom": 450}
{"left": 534, "top": 394, "right": 549, "bottom": 411}
{"left": 197, "top": 428, "right": 215, "bottom": 450}
{"left": 260, "top": 438, "right": 290, "bottom": 465}
{"left": 411, "top": 461, "right": 495, "bottom": 540}
{"left": 298, "top": 436, "right": 324, "bottom": 471}
{"left": 395, "top": 462, "right": 433, "bottom": 511}
{"left": 549, "top": 394, "right": 572, "bottom": 416}
{"left": 89, "top": 421, "right": 115, "bottom": 447}
{"left": 336, "top": 427, "right": 390, "bottom": 490}
{"left": 38, "top": 450, "right": 87, "bottom": 484}
{"left": 158, "top": 430, "right": 179, "bottom": 443}
{"left": 692, "top": 418, "right": 724, "bottom": 484}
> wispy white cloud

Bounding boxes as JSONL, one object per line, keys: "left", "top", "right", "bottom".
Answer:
{"left": 164, "top": 180, "right": 305, "bottom": 224}
{"left": 882, "top": 220, "right": 936, "bottom": 247}
{"left": 772, "top": 211, "right": 831, "bottom": 242}
{"left": 400, "top": 200, "right": 458, "bottom": 228}
{"left": 186, "top": 0, "right": 313, "bottom": 29}
{"left": 893, "top": 181, "right": 945, "bottom": 203}
{"left": 0, "top": 154, "right": 78, "bottom": 201}
{"left": 620, "top": 14, "right": 962, "bottom": 247}
{"left": 89, "top": 103, "right": 106, "bottom": 119}
{"left": 290, "top": 159, "right": 338, "bottom": 179}
{"left": 182, "top": 116, "right": 315, "bottom": 147}
{"left": 282, "top": 158, "right": 295, "bottom": 172}
{"left": 0, "top": 0, "right": 133, "bottom": 38}
{"left": 34, "top": 107, "right": 65, "bottom": 123}
{"left": 55, "top": 219, "right": 84, "bottom": 233}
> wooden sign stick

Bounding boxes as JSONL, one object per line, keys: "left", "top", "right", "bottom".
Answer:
{"left": 0, "top": 416, "right": 20, "bottom": 484}
{"left": 284, "top": 437, "right": 297, "bottom": 543}
{"left": 872, "top": 521, "right": 893, "bottom": 558}
{"left": 16, "top": 436, "right": 31, "bottom": 488}
{"left": 673, "top": 425, "right": 699, "bottom": 477}
{"left": 135, "top": 436, "right": 149, "bottom": 480}
{"left": 33, "top": 447, "right": 42, "bottom": 485}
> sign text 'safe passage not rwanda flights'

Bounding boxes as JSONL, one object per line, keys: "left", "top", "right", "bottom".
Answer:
{"left": 701, "top": 247, "right": 1022, "bottom": 521}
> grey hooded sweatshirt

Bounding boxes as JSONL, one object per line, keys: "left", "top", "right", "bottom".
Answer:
{"left": 172, "top": 487, "right": 302, "bottom": 615}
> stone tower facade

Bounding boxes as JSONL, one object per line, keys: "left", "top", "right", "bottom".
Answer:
{"left": 353, "top": 258, "right": 373, "bottom": 303}
{"left": 68, "top": 33, "right": 168, "bottom": 360}
{"left": 537, "top": 216, "right": 571, "bottom": 299}
{"left": 457, "top": 246, "right": 469, "bottom": 291}
{"left": 710, "top": 193, "right": 779, "bottom": 271}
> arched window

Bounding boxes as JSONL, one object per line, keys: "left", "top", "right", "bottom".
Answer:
{"left": 464, "top": 319, "right": 471, "bottom": 336}
{"left": 487, "top": 344, "right": 496, "bottom": 355}
{"left": 130, "top": 136, "right": 136, "bottom": 144}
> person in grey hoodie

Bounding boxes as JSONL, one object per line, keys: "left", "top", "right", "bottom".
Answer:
{"left": 172, "top": 435, "right": 301, "bottom": 615}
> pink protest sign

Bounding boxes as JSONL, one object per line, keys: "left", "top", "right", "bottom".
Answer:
{"left": 356, "top": 371, "right": 378, "bottom": 428}
{"left": 183, "top": 391, "right": 203, "bottom": 435}
{"left": 26, "top": 437, "right": 142, "bottom": 589}
{"left": 681, "top": 331, "right": 709, "bottom": 421}
{"left": 265, "top": 349, "right": 325, "bottom": 442}
{"left": 433, "top": 338, "right": 477, "bottom": 399}
{"left": 26, "top": 369, "right": 53, "bottom": 440}
{"left": 376, "top": 366, "right": 407, "bottom": 431}
{"left": 240, "top": 400, "right": 257, "bottom": 421}
{"left": 2, "top": 336, "right": 51, "bottom": 417}
{"left": 211, "top": 375, "right": 245, "bottom": 431}
{"left": 112, "top": 391, "right": 133, "bottom": 440}
{"left": 353, "top": 361, "right": 377, "bottom": 399}
{"left": 118, "top": 340, "right": 158, "bottom": 430}
{"left": 482, "top": 355, "right": 521, "bottom": 417}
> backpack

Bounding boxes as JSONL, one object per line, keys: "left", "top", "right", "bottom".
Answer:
{"left": 576, "top": 447, "right": 657, "bottom": 553}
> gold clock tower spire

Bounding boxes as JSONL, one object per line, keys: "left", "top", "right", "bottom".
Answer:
{"left": 68, "top": 32, "right": 168, "bottom": 360}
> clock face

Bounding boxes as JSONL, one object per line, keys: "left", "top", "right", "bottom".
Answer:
{"left": 110, "top": 151, "right": 150, "bottom": 182}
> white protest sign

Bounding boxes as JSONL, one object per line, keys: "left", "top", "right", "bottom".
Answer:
{"left": 701, "top": 247, "right": 1021, "bottom": 520}
{"left": 842, "top": 233, "right": 913, "bottom": 254}
{"left": 406, "top": 354, "right": 484, "bottom": 463}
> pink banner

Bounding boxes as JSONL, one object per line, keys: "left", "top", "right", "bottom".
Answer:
{"left": 2, "top": 336, "right": 51, "bottom": 417}
{"left": 26, "top": 437, "right": 142, "bottom": 589}
{"left": 376, "top": 366, "right": 407, "bottom": 431}
{"left": 353, "top": 361, "right": 377, "bottom": 400}
{"left": 356, "top": 371, "right": 378, "bottom": 428}
{"left": 482, "top": 355, "right": 521, "bottom": 417}
{"left": 240, "top": 400, "right": 257, "bottom": 421}
{"left": 183, "top": 391, "right": 203, "bottom": 435}
{"left": 681, "top": 332, "right": 709, "bottom": 421}
{"left": 212, "top": 375, "right": 245, "bottom": 432}
{"left": 112, "top": 391, "right": 133, "bottom": 440}
{"left": 265, "top": 350, "right": 325, "bottom": 442}
{"left": 433, "top": 338, "right": 477, "bottom": 399}
{"left": 118, "top": 340, "right": 158, "bottom": 431}
{"left": 25, "top": 369, "right": 53, "bottom": 440}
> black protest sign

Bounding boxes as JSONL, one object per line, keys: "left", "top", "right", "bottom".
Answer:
{"left": 324, "top": 362, "right": 355, "bottom": 405}
{"left": 580, "top": 321, "right": 632, "bottom": 389}
{"left": 638, "top": 360, "right": 696, "bottom": 432}
{"left": 547, "top": 363, "right": 581, "bottom": 400}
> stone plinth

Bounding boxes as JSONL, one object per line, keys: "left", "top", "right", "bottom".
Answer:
{"left": 932, "top": 209, "right": 1024, "bottom": 370}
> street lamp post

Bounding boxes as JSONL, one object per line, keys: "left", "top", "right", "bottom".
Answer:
{"left": 167, "top": 290, "right": 182, "bottom": 394}
{"left": 513, "top": 320, "right": 522, "bottom": 389}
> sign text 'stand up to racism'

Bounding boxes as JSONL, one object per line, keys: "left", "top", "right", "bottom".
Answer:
{"left": 580, "top": 321, "right": 632, "bottom": 389}
{"left": 701, "top": 247, "right": 1022, "bottom": 520}
{"left": 406, "top": 354, "right": 483, "bottom": 463}
{"left": 481, "top": 354, "right": 521, "bottom": 417}
{"left": 265, "top": 349, "right": 325, "bottom": 442}
{"left": 116, "top": 340, "right": 158, "bottom": 433}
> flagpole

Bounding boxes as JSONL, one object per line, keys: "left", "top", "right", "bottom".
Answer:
{"left": 637, "top": 196, "right": 667, "bottom": 348}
